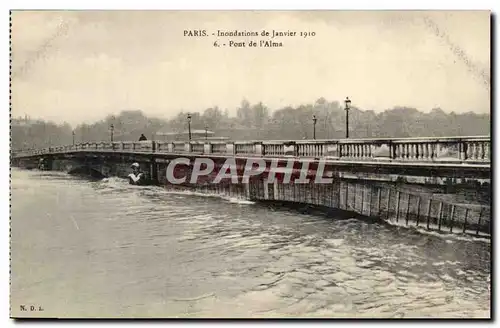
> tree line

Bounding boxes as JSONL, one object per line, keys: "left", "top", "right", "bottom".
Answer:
{"left": 11, "top": 98, "right": 490, "bottom": 150}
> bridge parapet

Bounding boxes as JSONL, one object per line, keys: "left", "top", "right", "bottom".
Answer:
{"left": 12, "top": 136, "right": 491, "bottom": 165}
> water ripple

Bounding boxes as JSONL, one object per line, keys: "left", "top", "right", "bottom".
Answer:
{"left": 10, "top": 169, "right": 491, "bottom": 318}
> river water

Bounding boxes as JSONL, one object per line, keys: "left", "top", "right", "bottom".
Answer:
{"left": 10, "top": 168, "right": 491, "bottom": 318}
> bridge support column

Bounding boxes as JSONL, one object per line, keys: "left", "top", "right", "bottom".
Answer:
{"left": 263, "top": 180, "right": 269, "bottom": 200}
{"left": 42, "top": 155, "right": 54, "bottom": 171}
{"left": 150, "top": 157, "right": 158, "bottom": 184}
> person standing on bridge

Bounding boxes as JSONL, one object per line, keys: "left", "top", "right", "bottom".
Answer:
{"left": 139, "top": 134, "right": 147, "bottom": 141}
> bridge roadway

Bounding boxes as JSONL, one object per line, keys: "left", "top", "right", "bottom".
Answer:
{"left": 12, "top": 136, "right": 491, "bottom": 181}
{"left": 11, "top": 136, "right": 491, "bottom": 237}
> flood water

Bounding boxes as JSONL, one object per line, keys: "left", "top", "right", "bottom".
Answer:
{"left": 10, "top": 168, "right": 491, "bottom": 318}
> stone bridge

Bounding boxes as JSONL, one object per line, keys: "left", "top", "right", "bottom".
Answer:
{"left": 12, "top": 136, "right": 491, "bottom": 237}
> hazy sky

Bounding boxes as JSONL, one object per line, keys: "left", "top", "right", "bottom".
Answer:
{"left": 11, "top": 10, "right": 490, "bottom": 125}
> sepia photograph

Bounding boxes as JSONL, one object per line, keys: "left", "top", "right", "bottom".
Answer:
{"left": 9, "top": 10, "right": 491, "bottom": 319}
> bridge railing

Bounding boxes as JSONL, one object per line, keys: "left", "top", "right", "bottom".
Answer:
{"left": 13, "top": 136, "right": 491, "bottom": 164}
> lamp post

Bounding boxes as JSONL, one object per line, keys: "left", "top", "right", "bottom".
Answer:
{"left": 110, "top": 123, "right": 114, "bottom": 142}
{"left": 344, "top": 97, "right": 351, "bottom": 139}
{"left": 72, "top": 130, "right": 75, "bottom": 145}
{"left": 205, "top": 125, "right": 208, "bottom": 140}
{"left": 312, "top": 115, "right": 317, "bottom": 140}
{"left": 187, "top": 113, "right": 192, "bottom": 141}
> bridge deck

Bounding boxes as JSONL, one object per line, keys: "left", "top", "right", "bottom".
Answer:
{"left": 12, "top": 136, "right": 491, "bottom": 168}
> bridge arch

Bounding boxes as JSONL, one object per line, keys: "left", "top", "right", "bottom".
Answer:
{"left": 67, "top": 165, "right": 107, "bottom": 180}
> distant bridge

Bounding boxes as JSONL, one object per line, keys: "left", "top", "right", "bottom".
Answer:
{"left": 12, "top": 136, "right": 491, "bottom": 237}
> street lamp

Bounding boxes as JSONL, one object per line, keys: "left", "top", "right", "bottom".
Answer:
{"left": 72, "top": 130, "right": 75, "bottom": 145}
{"left": 187, "top": 113, "right": 192, "bottom": 141}
{"left": 205, "top": 125, "right": 208, "bottom": 140}
{"left": 344, "top": 97, "right": 351, "bottom": 139}
{"left": 109, "top": 123, "right": 114, "bottom": 142}
{"left": 312, "top": 115, "right": 317, "bottom": 140}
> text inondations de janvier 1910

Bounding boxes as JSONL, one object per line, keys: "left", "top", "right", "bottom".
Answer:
{"left": 183, "top": 29, "right": 316, "bottom": 48}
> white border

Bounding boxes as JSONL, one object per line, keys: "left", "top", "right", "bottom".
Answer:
{"left": 2, "top": 1, "right": 497, "bottom": 327}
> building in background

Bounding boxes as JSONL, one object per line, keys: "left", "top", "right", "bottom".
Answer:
{"left": 155, "top": 129, "right": 229, "bottom": 142}
{"left": 12, "top": 115, "right": 38, "bottom": 127}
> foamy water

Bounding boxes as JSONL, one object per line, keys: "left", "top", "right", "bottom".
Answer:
{"left": 10, "top": 169, "right": 491, "bottom": 318}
